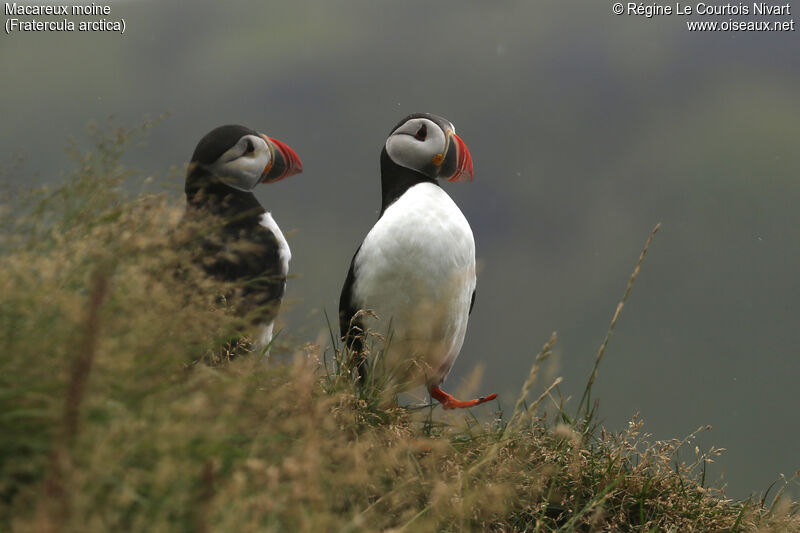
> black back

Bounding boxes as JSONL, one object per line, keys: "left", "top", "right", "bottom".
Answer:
{"left": 186, "top": 200, "right": 285, "bottom": 326}
{"left": 182, "top": 130, "right": 286, "bottom": 327}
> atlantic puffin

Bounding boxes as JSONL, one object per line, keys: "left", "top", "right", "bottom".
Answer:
{"left": 339, "top": 113, "right": 497, "bottom": 409}
{"left": 183, "top": 124, "right": 302, "bottom": 354}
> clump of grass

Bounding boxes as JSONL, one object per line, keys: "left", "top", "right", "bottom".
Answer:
{"left": 1, "top": 123, "right": 798, "bottom": 532}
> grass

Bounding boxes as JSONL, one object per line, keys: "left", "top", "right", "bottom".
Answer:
{"left": 1, "top": 122, "right": 798, "bottom": 532}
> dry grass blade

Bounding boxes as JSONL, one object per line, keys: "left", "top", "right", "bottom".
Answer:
{"left": 503, "top": 332, "right": 557, "bottom": 439}
{"left": 578, "top": 223, "right": 661, "bottom": 420}
{"left": 557, "top": 475, "right": 624, "bottom": 532}
{"left": 526, "top": 376, "right": 563, "bottom": 420}
{"left": 63, "top": 269, "right": 109, "bottom": 444}
{"left": 35, "top": 268, "right": 110, "bottom": 533}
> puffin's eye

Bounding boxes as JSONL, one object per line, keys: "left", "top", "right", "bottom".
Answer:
{"left": 243, "top": 138, "right": 255, "bottom": 155}
{"left": 414, "top": 124, "right": 427, "bottom": 141}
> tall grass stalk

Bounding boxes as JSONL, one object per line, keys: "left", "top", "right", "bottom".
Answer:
{"left": 503, "top": 332, "right": 557, "bottom": 439}
{"left": 577, "top": 223, "right": 661, "bottom": 424}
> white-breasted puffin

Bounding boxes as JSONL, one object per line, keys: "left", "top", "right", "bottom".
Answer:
{"left": 183, "top": 124, "right": 302, "bottom": 354}
{"left": 339, "top": 113, "right": 497, "bottom": 409}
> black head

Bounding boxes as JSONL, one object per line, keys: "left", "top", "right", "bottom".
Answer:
{"left": 382, "top": 113, "right": 473, "bottom": 182}
{"left": 186, "top": 124, "right": 303, "bottom": 195}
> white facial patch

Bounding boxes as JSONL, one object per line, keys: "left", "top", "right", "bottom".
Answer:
{"left": 210, "top": 134, "right": 272, "bottom": 192}
{"left": 385, "top": 118, "right": 448, "bottom": 176}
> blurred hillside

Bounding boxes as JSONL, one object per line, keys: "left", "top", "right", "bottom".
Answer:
{"left": 1, "top": 0, "right": 798, "bottom": 499}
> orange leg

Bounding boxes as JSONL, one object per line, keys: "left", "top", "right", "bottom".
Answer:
{"left": 429, "top": 385, "right": 497, "bottom": 410}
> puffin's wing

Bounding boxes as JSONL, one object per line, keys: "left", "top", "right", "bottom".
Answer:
{"left": 241, "top": 225, "right": 286, "bottom": 322}
{"left": 339, "top": 245, "right": 372, "bottom": 381}
{"left": 203, "top": 222, "right": 286, "bottom": 323}
{"left": 469, "top": 288, "right": 476, "bottom": 315}
{"left": 338, "top": 246, "right": 363, "bottom": 350}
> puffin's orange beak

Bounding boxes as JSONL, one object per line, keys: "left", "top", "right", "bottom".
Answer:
{"left": 261, "top": 135, "right": 303, "bottom": 183}
{"left": 445, "top": 131, "right": 473, "bottom": 182}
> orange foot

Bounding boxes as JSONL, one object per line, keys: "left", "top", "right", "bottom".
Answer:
{"left": 429, "top": 385, "right": 498, "bottom": 410}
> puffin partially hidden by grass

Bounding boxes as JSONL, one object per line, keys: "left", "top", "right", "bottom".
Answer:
{"left": 183, "top": 125, "right": 302, "bottom": 355}
{"left": 339, "top": 113, "right": 497, "bottom": 409}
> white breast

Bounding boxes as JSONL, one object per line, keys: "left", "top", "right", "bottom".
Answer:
{"left": 255, "top": 212, "right": 291, "bottom": 356}
{"left": 259, "top": 212, "right": 291, "bottom": 276}
{"left": 352, "top": 182, "right": 476, "bottom": 386}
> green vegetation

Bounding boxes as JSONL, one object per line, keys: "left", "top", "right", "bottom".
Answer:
{"left": 1, "top": 125, "right": 798, "bottom": 532}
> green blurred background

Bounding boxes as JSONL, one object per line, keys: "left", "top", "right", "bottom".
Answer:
{"left": 2, "top": 0, "right": 798, "bottom": 500}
